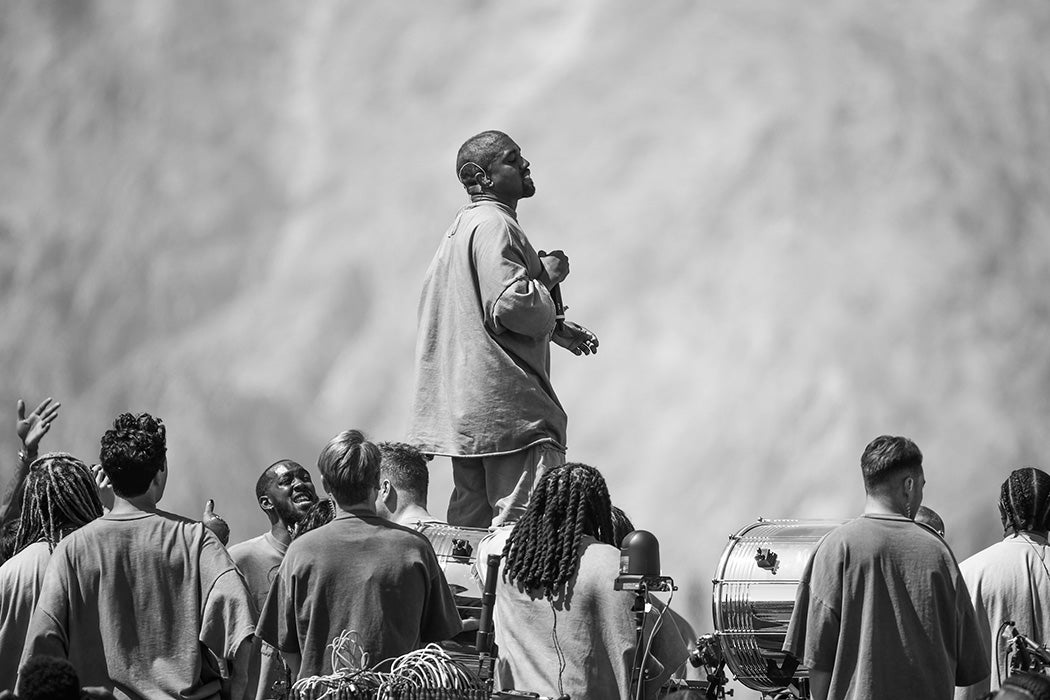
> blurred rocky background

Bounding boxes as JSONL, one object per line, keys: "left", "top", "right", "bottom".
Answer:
{"left": 2, "top": 0, "right": 1049, "bottom": 693}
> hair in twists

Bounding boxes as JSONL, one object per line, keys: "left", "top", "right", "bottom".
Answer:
{"left": 15, "top": 452, "right": 103, "bottom": 555}
{"left": 502, "top": 463, "right": 615, "bottom": 599}
{"left": 999, "top": 467, "right": 1050, "bottom": 535}
{"left": 1002, "top": 671, "right": 1050, "bottom": 700}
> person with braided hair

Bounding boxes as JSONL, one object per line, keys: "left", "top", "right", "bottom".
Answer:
{"left": 955, "top": 468, "right": 1050, "bottom": 700}
{"left": 995, "top": 671, "right": 1050, "bottom": 700}
{"left": 784, "top": 435, "right": 988, "bottom": 700}
{"left": 20, "top": 412, "right": 256, "bottom": 699}
{"left": 1, "top": 397, "right": 63, "bottom": 564}
{"left": 0, "top": 452, "right": 102, "bottom": 690}
{"left": 476, "top": 463, "right": 687, "bottom": 700}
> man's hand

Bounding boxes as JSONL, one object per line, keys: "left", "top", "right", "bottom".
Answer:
{"left": 91, "top": 463, "right": 116, "bottom": 512}
{"left": 203, "top": 499, "right": 230, "bottom": 545}
{"left": 538, "top": 249, "right": 569, "bottom": 289}
{"left": 16, "top": 397, "right": 61, "bottom": 455}
{"left": 553, "top": 321, "right": 599, "bottom": 356}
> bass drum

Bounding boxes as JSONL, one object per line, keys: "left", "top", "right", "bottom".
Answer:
{"left": 416, "top": 522, "right": 490, "bottom": 619}
{"left": 712, "top": 518, "right": 846, "bottom": 693}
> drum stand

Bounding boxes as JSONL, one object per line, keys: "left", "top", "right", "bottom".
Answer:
{"left": 615, "top": 576, "right": 676, "bottom": 700}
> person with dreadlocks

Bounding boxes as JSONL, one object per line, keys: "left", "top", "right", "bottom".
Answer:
{"left": 955, "top": 468, "right": 1050, "bottom": 700}
{"left": 784, "top": 435, "right": 988, "bottom": 700}
{"left": 0, "top": 452, "right": 102, "bottom": 690}
{"left": 19, "top": 412, "right": 256, "bottom": 699}
{"left": 409, "top": 130, "right": 599, "bottom": 529}
{"left": 476, "top": 463, "right": 687, "bottom": 699}
{"left": 996, "top": 672, "right": 1050, "bottom": 700}
{"left": 1, "top": 398, "right": 62, "bottom": 564}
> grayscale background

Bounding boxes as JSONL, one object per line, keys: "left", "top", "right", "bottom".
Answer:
{"left": 3, "top": 1, "right": 1049, "bottom": 695}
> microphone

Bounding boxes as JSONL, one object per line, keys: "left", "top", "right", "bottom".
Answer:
{"left": 614, "top": 530, "right": 675, "bottom": 593}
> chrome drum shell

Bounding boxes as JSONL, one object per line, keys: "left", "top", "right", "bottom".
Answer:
{"left": 711, "top": 518, "right": 846, "bottom": 693}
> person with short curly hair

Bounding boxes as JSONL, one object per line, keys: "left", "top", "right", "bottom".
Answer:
{"left": 477, "top": 463, "right": 687, "bottom": 699}
{"left": 0, "top": 453, "right": 102, "bottom": 690}
{"left": 20, "top": 412, "right": 256, "bottom": 698}
{"left": 955, "top": 468, "right": 1050, "bottom": 700}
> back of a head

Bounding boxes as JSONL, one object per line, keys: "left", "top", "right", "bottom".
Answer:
{"left": 18, "top": 655, "right": 81, "bottom": 700}
{"left": 456, "top": 130, "right": 510, "bottom": 189}
{"left": 861, "top": 435, "right": 923, "bottom": 492}
{"left": 1000, "top": 671, "right": 1050, "bottom": 700}
{"left": 317, "top": 430, "right": 380, "bottom": 506}
{"left": 378, "top": 442, "right": 429, "bottom": 504}
{"left": 503, "top": 462, "right": 616, "bottom": 597}
{"left": 293, "top": 498, "right": 336, "bottom": 540}
{"left": 15, "top": 452, "right": 103, "bottom": 554}
{"left": 999, "top": 467, "right": 1050, "bottom": 535}
{"left": 610, "top": 505, "right": 635, "bottom": 548}
{"left": 99, "top": 413, "right": 166, "bottom": 497}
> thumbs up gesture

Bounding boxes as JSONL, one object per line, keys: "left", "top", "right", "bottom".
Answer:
{"left": 202, "top": 499, "right": 230, "bottom": 545}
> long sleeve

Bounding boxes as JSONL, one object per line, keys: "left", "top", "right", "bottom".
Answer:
{"left": 471, "top": 215, "right": 556, "bottom": 339}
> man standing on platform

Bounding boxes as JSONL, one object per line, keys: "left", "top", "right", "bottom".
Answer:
{"left": 410, "top": 130, "right": 599, "bottom": 528}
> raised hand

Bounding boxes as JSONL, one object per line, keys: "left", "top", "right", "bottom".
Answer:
{"left": 91, "top": 464, "right": 115, "bottom": 512}
{"left": 552, "top": 320, "right": 599, "bottom": 356}
{"left": 16, "top": 397, "right": 61, "bottom": 455}
{"left": 202, "top": 499, "right": 230, "bottom": 545}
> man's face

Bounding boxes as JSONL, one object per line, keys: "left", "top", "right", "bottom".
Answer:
{"left": 486, "top": 138, "right": 535, "bottom": 201}
{"left": 264, "top": 463, "right": 318, "bottom": 526}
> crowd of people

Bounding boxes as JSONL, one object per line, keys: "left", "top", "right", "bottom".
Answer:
{"left": 1, "top": 130, "right": 1050, "bottom": 700}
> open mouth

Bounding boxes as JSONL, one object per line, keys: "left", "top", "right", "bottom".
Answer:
{"left": 292, "top": 492, "right": 316, "bottom": 505}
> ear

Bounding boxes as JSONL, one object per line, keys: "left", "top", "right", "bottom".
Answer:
{"left": 466, "top": 169, "right": 491, "bottom": 194}
{"left": 259, "top": 495, "right": 274, "bottom": 513}
{"left": 379, "top": 479, "right": 393, "bottom": 502}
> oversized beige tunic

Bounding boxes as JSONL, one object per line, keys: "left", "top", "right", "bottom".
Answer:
{"left": 954, "top": 532, "right": 1050, "bottom": 700}
{"left": 409, "top": 200, "right": 565, "bottom": 457}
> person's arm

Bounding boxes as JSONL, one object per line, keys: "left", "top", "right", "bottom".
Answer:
{"left": 223, "top": 636, "right": 254, "bottom": 700}
{"left": 552, "top": 320, "right": 599, "bottom": 355}
{"left": 2, "top": 398, "right": 61, "bottom": 526}
{"left": 472, "top": 219, "right": 558, "bottom": 339}
{"left": 280, "top": 651, "right": 301, "bottom": 679}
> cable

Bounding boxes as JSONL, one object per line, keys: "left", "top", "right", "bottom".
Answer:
{"left": 549, "top": 598, "right": 567, "bottom": 698}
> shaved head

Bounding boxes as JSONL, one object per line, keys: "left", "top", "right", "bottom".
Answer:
{"left": 256, "top": 459, "right": 300, "bottom": 500}
{"left": 456, "top": 130, "right": 512, "bottom": 187}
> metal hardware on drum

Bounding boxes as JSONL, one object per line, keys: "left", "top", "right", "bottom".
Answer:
{"left": 709, "top": 518, "right": 846, "bottom": 697}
